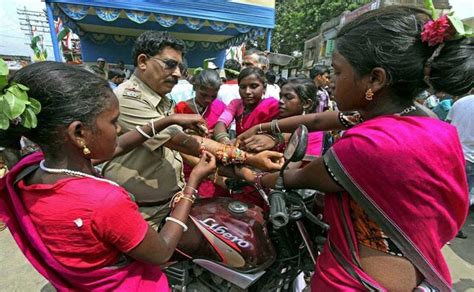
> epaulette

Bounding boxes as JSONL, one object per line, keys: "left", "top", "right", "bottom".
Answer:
{"left": 123, "top": 87, "right": 141, "bottom": 98}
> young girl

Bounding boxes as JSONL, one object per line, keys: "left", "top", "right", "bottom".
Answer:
{"left": 0, "top": 62, "right": 216, "bottom": 290}
{"left": 240, "top": 77, "right": 325, "bottom": 162}
{"left": 174, "top": 69, "right": 226, "bottom": 134}
{"left": 213, "top": 67, "right": 279, "bottom": 144}
{"left": 175, "top": 69, "right": 229, "bottom": 198}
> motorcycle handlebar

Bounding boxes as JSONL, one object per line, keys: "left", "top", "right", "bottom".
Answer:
{"left": 270, "top": 191, "right": 289, "bottom": 228}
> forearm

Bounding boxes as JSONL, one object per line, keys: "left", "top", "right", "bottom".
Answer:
{"left": 93, "top": 117, "right": 176, "bottom": 165}
{"left": 127, "top": 184, "right": 196, "bottom": 265}
{"left": 259, "top": 158, "right": 343, "bottom": 192}
{"left": 158, "top": 199, "right": 193, "bottom": 262}
{"left": 181, "top": 152, "right": 200, "bottom": 167}
{"left": 260, "top": 111, "right": 344, "bottom": 133}
{"left": 213, "top": 122, "right": 231, "bottom": 143}
{"left": 155, "top": 175, "right": 200, "bottom": 262}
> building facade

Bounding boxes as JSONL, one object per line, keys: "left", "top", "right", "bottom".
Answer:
{"left": 302, "top": 0, "right": 451, "bottom": 71}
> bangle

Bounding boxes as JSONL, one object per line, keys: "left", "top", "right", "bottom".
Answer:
{"left": 270, "top": 119, "right": 281, "bottom": 135}
{"left": 165, "top": 217, "right": 188, "bottom": 232}
{"left": 338, "top": 111, "right": 364, "bottom": 129}
{"left": 254, "top": 171, "right": 268, "bottom": 190}
{"left": 148, "top": 118, "right": 156, "bottom": 136}
{"left": 258, "top": 123, "right": 264, "bottom": 134}
{"left": 169, "top": 191, "right": 196, "bottom": 208}
{"left": 135, "top": 125, "right": 151, "bottom": 139}
{"left": 214, "top": 132, "right": 230, "bottom": 142}
{"left": 213, "top": 168, "right": 219, "bottom": 183}
{"left": 275, "top": 120, "right": 281, "bottom": 134}
{"left": 184, "top": 185, "right": 198, "bottom": 196}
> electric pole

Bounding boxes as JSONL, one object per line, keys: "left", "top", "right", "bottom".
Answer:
{"left": 17, "top": 6, "right": 52, "bottom": 47}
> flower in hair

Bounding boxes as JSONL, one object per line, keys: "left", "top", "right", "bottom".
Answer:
{"left": 422, "top": 0, "right": 473, "bottom": 47}
{"left": 421, "top": 15, "right": 454, "bottom": 46}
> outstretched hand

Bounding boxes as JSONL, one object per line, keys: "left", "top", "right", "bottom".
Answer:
{"left": 239, "top": 134, "right": 276, "bottom": 152}
{"left": 172, "top": 114, "right": 208, "bottom": 136}
{"left": 246, "top": 150, "right": 284, "bottom": 171}
{"left": 235, "top": 125, "right": 259, "bottom": 146}
{"left": 189, "top": 151, "right": 216, "bottom": 184}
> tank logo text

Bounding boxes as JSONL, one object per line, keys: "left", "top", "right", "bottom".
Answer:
{"left": 200, "top": 218, "right": 250, "bottom": 248}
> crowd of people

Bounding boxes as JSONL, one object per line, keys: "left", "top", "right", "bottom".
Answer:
{"left": 0, "top": 4, "right": 473, "bottom": 291}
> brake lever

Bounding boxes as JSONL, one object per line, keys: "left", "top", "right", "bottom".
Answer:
{"left": 286, "top": 191, "right": 330, "bottom": 231}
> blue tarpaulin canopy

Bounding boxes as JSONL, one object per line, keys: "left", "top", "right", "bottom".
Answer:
{"left": 45, "top": 0, "right": 275, "bottom": 67}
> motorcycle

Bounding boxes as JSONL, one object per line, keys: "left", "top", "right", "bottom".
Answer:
{"left": 164, "top": 125, "right": 329, "bottom": 291}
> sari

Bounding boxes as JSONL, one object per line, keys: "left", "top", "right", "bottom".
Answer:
{"left": 313, "top": 116, "right": 468, "bottom": 291}
{"left": 175, "top": 98, "right": 229, "bottom": 198}
{"left": 218, "top": 98, "right": 279, "bottom": 135}
{"left": 0, "top": 152, "right": 169, "bottom": 291}
{"left": 175, "top": 98, "right": 227, "bottom": 131}
{"left": 216, "top": 98, "right": 279, "bottom": 207}
{"left": 305, "top": 131, "right": 324, "bottom": 160}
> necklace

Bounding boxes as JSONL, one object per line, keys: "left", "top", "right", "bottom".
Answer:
{"left": 192, "top": 97, "right": 208, "bottom": 117}
{"left": 395, "top": 105, "right": 417, "bottom": 116}
{"left": 39, "top": 160, "right": 119, "bottom": 186}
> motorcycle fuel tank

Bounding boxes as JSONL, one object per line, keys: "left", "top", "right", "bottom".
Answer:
{"left": 173, "top": 197, "right": 276, "bottom": 272}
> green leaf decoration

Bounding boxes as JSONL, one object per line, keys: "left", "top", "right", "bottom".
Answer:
{"left": 57, "top": 27, "right": 70, "bottom": 42}
{"left": 3, "top": 91, "right": 26, "bottom": 119}
{"left": 193, "top": 67, "right": 203, "bottom": 76}
{"left": 0, "top": 58, "right": 40, "bottom": 130}
{"left": 0, "top": 59, "right": 8, "bottom": 92}
{"left": 224, "top": 68, "right": 240, "bottom": 77}
{"left": 22, "top": 107, "right": 37, "bottom": 129}
{"left": 0, "top": 94, "right": 10, "bottom": 119}
{"left": 464, "top": 23, "right": 473, "bottom": 36}
{"left": 447, "top": 15, "right": 465, "bottom": 36}
{"left": 16, "top": 83, "right": 29, "bottom": 91}
{"left": 0, "top": 58, "right": 8, "bottom": 76}
{"left": 28, "top": 98, "right": 41, "bottom": 114}
{"left": 423, "top": 0, "right": 438, "bottom": 19}
{"left": 0, "top": 76, "right": 7, "bottom": 94}
{"left": 0, "top": 112, "right": 9, "bottom": 130}
{"left": 7, "top": 84, "right": 29, "bottom": 102}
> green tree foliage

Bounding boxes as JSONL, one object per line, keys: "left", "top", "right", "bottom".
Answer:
{"left": 271, "top": 0, "right": 370, "bottom": 54}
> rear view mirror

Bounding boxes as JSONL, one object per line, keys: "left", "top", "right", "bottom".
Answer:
{"left": 283, "top": 125, "right": 308, "bottom": 163}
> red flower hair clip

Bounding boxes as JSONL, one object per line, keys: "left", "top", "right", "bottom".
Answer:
{"left": 421, "top": 0, "right": 473, "bottom": 47}
{"left": 421, "top": 15, "right": 454, "bottom": 46}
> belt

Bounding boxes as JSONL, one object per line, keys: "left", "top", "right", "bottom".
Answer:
{"left": 136, "top": 198, "right": 171, "bottom": 207}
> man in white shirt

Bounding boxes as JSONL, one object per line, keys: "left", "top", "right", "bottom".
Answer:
{"left": 218, "top": 59, "right": 241, "bottom": 105}
{"left": 447, "top": 93, "right": 474, "bottom": 238}
{"left": 241, "top": 49, "right": 278, "bottom": 100}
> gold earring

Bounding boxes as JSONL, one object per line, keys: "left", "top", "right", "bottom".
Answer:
{"left": 78, "top": 140, "right": 91, "bottom": 155}
{"left": 365, "top": 89, "right": 374, "bottom": 101}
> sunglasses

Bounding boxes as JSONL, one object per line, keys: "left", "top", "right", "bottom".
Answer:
{"left": 149, "top": 57, "right": 184, "bottom": 74}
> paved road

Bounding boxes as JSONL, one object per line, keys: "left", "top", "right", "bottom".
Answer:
{"left": 1, "top": 211, "right": 473, "bottom": 291}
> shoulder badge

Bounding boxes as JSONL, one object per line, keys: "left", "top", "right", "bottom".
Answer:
{"left": 123, "top": 88, "right": 141, "bottom": 98}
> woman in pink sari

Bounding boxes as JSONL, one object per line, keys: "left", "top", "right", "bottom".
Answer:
{"left": 213, "top": 67, "right": 279, "bottom": 143}
{"left": 0, "top": 62, "right": 217, "bottom": 291}
{"left": 238, "top": 6, "right": 472, "bottom": 291}
{"left": 213, "top": 67, "right": 279, "bottom": 207}
{"left": 175, "top": 69, "right": 228, "bottom": 198}
{"left": 239, "top": 77, "right": 325, "bottom": 161}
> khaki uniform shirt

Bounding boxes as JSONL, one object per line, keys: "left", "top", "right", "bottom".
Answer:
{"left": 102, "top": 75, "right": 185, "bottom": 203}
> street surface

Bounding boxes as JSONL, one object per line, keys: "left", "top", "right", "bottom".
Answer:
{"left": 1, "top": 211, "right": 473, "bottom": 291}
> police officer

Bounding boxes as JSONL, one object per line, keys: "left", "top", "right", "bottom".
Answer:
{"left": 102, "top": 31, "right": 283, "bottom": 228}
